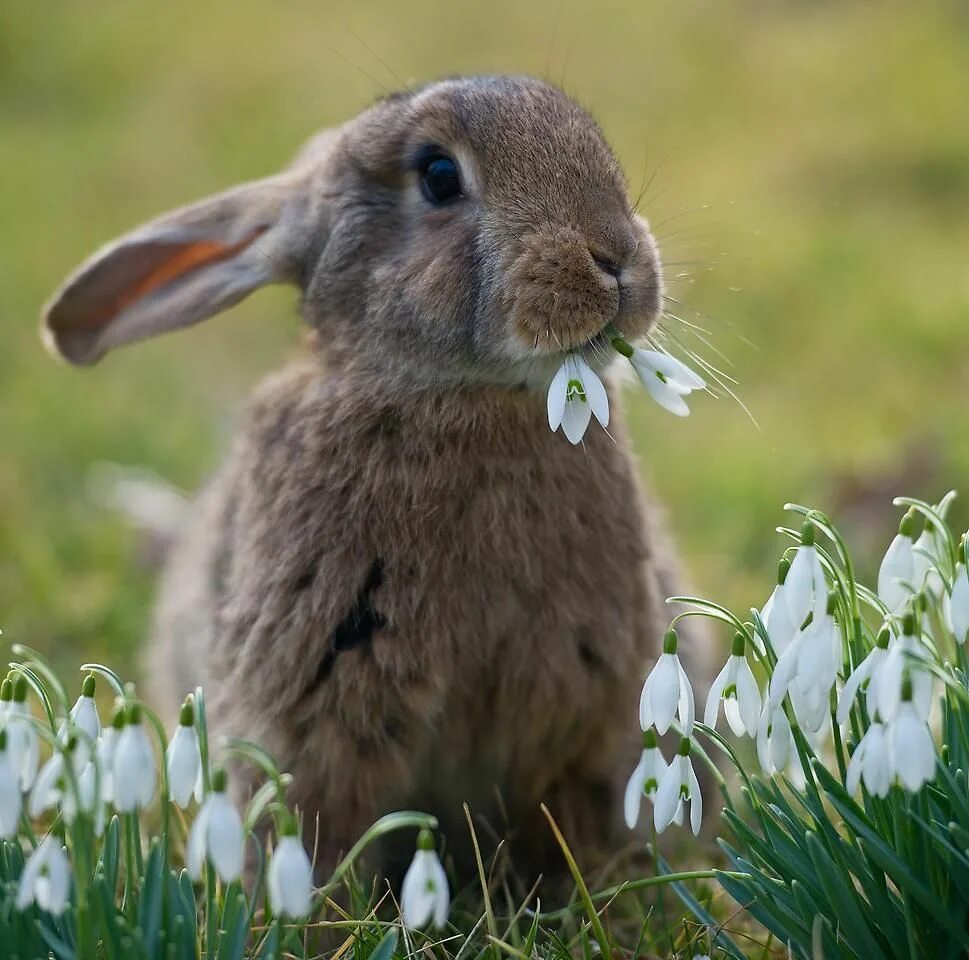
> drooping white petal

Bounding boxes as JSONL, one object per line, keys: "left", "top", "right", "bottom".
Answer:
{"left": 268, "top": 835, "right": 314, "bottom": 919}
{"left": 112, "top": 721, "right": 156, "bottom": 813}
{"left": 735, "top": 658, "right": 762, "bottom": 736}
{"left": 946, "top": 565, "right": 969, "bottom": 644}
{"left": 96, "top": 729, "right": 117, "bottom": 804}
{"left": 546, "top": 361, "right": 569, "bottom": 431}
{"left": 0, "top": 752, "right": 22, "bottom": 838}
{"left": 16, "top": 838, "right": 70, "bottom": 916}
{"left": 166, "top": 725, "right": 201, "bottom": 809}
{"left": 888, "top": 704, "right": 936, "bottom": 792}
{"left": 845, "top": 738, "right": 865, "bottom": 796}
{"left": 764, "top": 583, "right": 798, "bottom": 656}
{"left": 652, "top": 758, "right": 683, "bottom": 833}
{"left": 575, "top": 357, "right": 609, "bottom": 427}
{"left": 687, "top": 761, "right": 702, "bottom": 836}
{"left": 878, "top": 534, "right": 915, "bottom": 614}
{"left": 560, "top": 395, "right": 593, "bottom": 445}
{"left": 68, "top": 695, "right": 101, "bottom": 745}
{"left": 187, "top": 802, "right": 210, "bottom": 880}
{"left": 401, "top": 848, "right": 449, "bottom": 929}
{"left": 630, "top": 352, "right": 692, "bottom": 417}
{"left": 702, "top": 660, "right": 731, "bottom": 730}
{"left": 836, "top": 651, "right": 876, "bottom": 725}
{"left": 860, "top": 723, "right": 891, "bottom": 798}
{"left": 205, "top": 793, "right": 245, "bottom": 883}
{"left": 623, "top": 752, "right": 649, "bottom": 830}
{"left": 647, "top": 655, "right": 680, "bottom": 735}
{"left": 676, "top": 660, "right": 696, "bottom": 735}
{"left": 28, "top": 754, "right": 65, "bottom": 818}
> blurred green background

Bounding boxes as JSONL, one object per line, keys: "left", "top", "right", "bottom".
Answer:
{"left": 2, "top": 1, "right": 968, "bottom": 680}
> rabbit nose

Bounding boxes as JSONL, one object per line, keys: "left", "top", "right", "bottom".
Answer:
{"left": 591, "top": 252, "right": 623, "bottom": 281}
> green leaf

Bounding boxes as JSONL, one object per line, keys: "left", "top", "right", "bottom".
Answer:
{"left": 217, "top": 885, "right": 249, "bottom": 960}
{"left": 137, "top": 841, "right": 164, "bottom": 958}
{"left": 370, "top": 927, "right": 399, "bottom": 960}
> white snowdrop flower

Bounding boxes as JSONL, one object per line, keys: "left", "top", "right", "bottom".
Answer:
{"left": 783, "top": 522, "right": 828, "bottom": 626}
{"left": 16, "top": 836, "right": 71, "bottom": 915}
{"left": 886, "top": 688, "right": 937, "bottom": 793}
{"left": 618, "top": 342, "right": 705, "bottom": 417}
{"left": 0, "top": 730, "right": 23, "bottom": 839}
{"left": 547, "top": 353, "right": 609, "bottom": 445}
{"left": 945, "top": 540, "right": 969, "bottom": 644}
{"left": 654, "top": 737, "right": 702, "bottom": 836}
{"left": 188, "top": 769, "right": 244, "bottom": 884}
{"left": 761, "top": 558, "right": 799, "bottom": 656}
{"left": 268, "top": 828, "right": 314, "bottom": 919}
{"left": 639, "top": 629, "right": 695, "bottom": 736}
{"left": 704, "top": 632, "right": 761, "bottom": 737}
{"left": 769, "top": 593, "right": 840, "bottom": 733}
{"left": 876, "top": 614, "right": 933, "bottom": 723}
{"left": 28, "top": 734, "right": 85, "bottom": 819}
{"left": 846, "top": 720, "right": 891, "bottom": 798}
{"left": 836, "top": 628, "right": 891, "bottom": 725}
{"left": 401, "top": 828, "right": 450, "bottom": 929}
{"left": 5, "top": 676, "right": 39, "bottom": 791}
{"left": 756, "top": 702, "right": 794, "bottom": 777}
{"left": 166, "top": 698, "right": 201, "bottom": 809}
{"left": 623, "top": 729, "right": 668, "bottom": 829}
{"left": 877, "top": 511, "right": 916, "bottom": 614}
{"left": 112, "top": 705, "right": 156, "bottom": 812}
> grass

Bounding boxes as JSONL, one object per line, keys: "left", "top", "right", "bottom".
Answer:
{"left": 2, "top": 1, "right": 969, "bottom": 674}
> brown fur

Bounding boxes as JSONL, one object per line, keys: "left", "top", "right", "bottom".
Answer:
{"left": 41, "top": 75, "right": 712, "bottom": 884}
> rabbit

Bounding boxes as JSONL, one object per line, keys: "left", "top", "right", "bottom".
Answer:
{"left": 41, "top": 74, "right": 712, "bottom": 884}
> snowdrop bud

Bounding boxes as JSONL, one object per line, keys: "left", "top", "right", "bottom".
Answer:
{"left": 0, "top": 730, "right": 23, "bottom": 839}
{"left": 15, "top": 836, "right": 71, "bottom": 916}
{"left": 112, "top": 704, "right": 156, "bottom": 812}
{"left": 187, "top": 767, "right": 245, "bottom": 883}
{"left": 610, "top": 336, "right": 634, "bottom": 358}
{"left": 0, "top": 678, "right": 11, "bottom": 712}
{"left": 166, "top": 698, "right": 201, "bottom": 809}
{"left": 268, "top": 820, "right": 314, "bottom": 919}
{"left": 401, "top": 829, "right": 450, "bottom": 929}
{"left": 845, "top": 721, "right": 890, "bottom": 798}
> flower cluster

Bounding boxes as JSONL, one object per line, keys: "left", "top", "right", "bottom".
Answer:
{"left": 626, "top": 493, "right": 966, "bottom": 843}
{"left": 547, "top": 332, "right": 705, "bottom": 445}
{"left": 0, "top": 663, "right": 447, "bottom": 930}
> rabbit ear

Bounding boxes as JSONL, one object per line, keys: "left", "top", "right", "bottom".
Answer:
{"left": 42, "top": 173, "right": 309, "bottom": 365}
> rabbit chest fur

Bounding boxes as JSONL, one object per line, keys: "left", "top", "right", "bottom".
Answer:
{"left": 154, "top": 347, "right": 669, "bottom": 875}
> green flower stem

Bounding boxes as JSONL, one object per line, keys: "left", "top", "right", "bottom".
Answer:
{"left": 10, "top": 644, "right": 70, "bottom": 715}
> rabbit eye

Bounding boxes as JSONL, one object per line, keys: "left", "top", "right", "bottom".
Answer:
{"left": 415, "top": 148, "right": 462, "bottom": 206}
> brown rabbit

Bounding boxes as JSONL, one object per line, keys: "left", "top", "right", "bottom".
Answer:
{"left": 42, "top": 75, "right": 710, "bottom": 883}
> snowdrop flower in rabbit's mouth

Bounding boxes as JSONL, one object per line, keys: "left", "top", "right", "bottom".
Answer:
{"left": 546, "top": 327, "right": 706, "bottom": 444}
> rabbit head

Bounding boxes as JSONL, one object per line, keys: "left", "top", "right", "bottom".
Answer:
{"left": 43, "top": 75, "right": 662, "bottom": 390}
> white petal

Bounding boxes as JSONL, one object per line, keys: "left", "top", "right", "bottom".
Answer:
{"left": 948, "top": 566, "right": 969, "bottom": 644}
{"left": 631, "top": 349, "right": 705, "bottom": 390}
{"left": 560, "top": 396, "right": 593, "bottom": 444}
{"left": 69, "top": 696, "right": 101, "bottom": 745}
{"left": 39, "top": 844, "right": 71, "bottom": 915}
{"left": 687, "top": 762, "right": 702, "bottom": 836}
{"left": 769, "top": 707, "right": 793, "bottom": 772}
{"left": 28, "top": 755, "right": 64, "bottom": 818}
{"left": 187, "top": 802, "right": 211, "bottom": 880}
{"left": 649, "top": 655, "right": 680, "bottom": 735}
{"left": 623, "top": 753, "right": 648, "bottom": 830}
{"left": 765, "top": 584, "right": 798, "bottom": 656}
{"left": 207, "top": 794, "right": 244, "bottom": 883}
{"left": 268, "top": 836, "right": 314, "bottom": 919}
{"left": 575, "top": 357, "right": 609, "bottom": 427}
{"left": 0, "top": 757, "right": 22, "bottom": 838}
{"left": 636, "top": 366, "right": 691, "bottom": 417}
{"left": 768, "top": 635, "right": 802, "bottom": 710}
{"left": 401, "top": 851, "right": 435, "bottom": 928}
{"left": 16, "top": 837, "right": 49, "bottom": 910}
{"left": 845, "top": 740, "right": 865, "bottom": 795}
{"left": 167, "top": 726, "right": 201, "bottom": 809}
{"left": 836, "top": 653, "right": 874, "bottom": 725}
{"left": 676, "top": 660, "right": 695, "bottom": 735}
{"left": 653, "top": 760, "right": 683, "bottom": 833}
{"left": 703, "top": 660, "right": 730, "bottom": 730}
{"left": 878, "top": 534, "right": 915, "bottom": 614}
{"left": 889, "top": 707, "right": 936, "bottom": 792}
{"left": 876, "top": 644, "right": 906, "bottom": 723}
{"left": 546, "top": 361, "right": 569, "bottom": 431}
{"left": 862, "top": 724, "right": 891, "bottom": 798}
{"left": 428, "top": 856, "right": 450, "bottom": 928}
{"left": 736, "top": 659, "right": 762, "bottom": 736}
